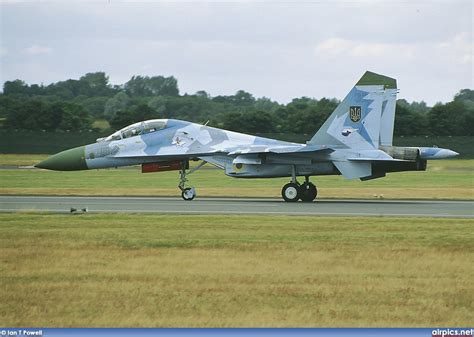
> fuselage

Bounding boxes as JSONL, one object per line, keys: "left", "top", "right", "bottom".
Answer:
{"left": 35, "top": 118, "right": 458, "bottom": 180}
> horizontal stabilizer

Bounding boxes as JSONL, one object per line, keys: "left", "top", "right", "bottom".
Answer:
{"left": 333, "top": 161, "right": 371, "bottom": 179}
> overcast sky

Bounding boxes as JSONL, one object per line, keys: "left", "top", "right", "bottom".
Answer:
{"left": 1, "top": 0, "right": 472, "bottom": 105}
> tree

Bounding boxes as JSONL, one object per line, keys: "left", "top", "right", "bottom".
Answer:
{"left": 394, "top": 103, "right": 428, "bottom": 136}
{"left": 57, "top": 103, "right": 91, "bottom": 131}
{"left": 221, "top": 111, "right": 276, "bottom": 133}
{"left": 4, "top": 100, "right": 90, "bottom": 131}
{"left": 454, "top": 89, "right": 474, "bottom": 102}
{"left": 0, "top": 96, "right": 21, "bottom": 117}
{"left": 254, "top": 97, "right": 280, "bottom": 113}
{"left": 4, "top": 100, "right": 45, "bottom": 130}
{"left": 79, "top": 72, "right": 115, "bottom": 96}
{"left": 231, "top": 90, "right": 255, "bottom": 105}
{"left": 428, "top": 100, "right": 472, "bottom": 136}
{"left": 40, "top": 102, "right": 64, "bottom": 130}
{"left": 104, "top": 91, "right": 131, "bottom": 119}
{"left": 3, "top": 80, "right": 30, "bottom": 95}
{"left": 283, "top": 97, "right": 336, "bottom": 134}
{"left": 195, "top": 90, "right": 211, "bottom": 99}
{"left": 79, "top": 96, "right": 109, "bottom": 118}
{"left": 147, "top": 96, "right": 168, "bottom": 117}
{"left": 159, "top": 76, "right": 179, "bottom": 96}
{"left": 124, "top": 75, "right": 179, "bottom": 97}
{"left": 109, "top": 104, "right": 157, "bottom": 130}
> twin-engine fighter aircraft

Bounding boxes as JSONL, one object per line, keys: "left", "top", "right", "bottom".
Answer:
{"left": 36, "top": 71, "right": 458, "bottom": 201}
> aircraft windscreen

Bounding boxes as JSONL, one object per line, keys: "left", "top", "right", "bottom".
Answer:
{"left": 102, "top": 120, "right": 167, "bottom": 142}
{"left": 143, "top": 120, "right": 167, "bottom": 134}
{"left": 121, "top": 124, "right": 143, "bottom": 139}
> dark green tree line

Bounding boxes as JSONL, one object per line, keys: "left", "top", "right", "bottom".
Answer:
{"left": 1, "top": 72, "right": 472, "bottom": 136}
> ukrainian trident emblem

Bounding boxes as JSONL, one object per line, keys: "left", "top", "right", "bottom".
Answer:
{"left": 349, "top": 106, "right": 361, "bottom": 123}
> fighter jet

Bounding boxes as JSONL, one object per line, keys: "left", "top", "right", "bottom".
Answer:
{"left": 35, "top": 71, "right": 459, "bottom": 201}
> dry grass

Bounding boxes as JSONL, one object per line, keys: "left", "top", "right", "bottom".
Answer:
{"left": 91, "top": 119, "right": 110, "bottom": 131}
{"left": 1, "top": 156, "right": 472, "bottom": 200}
{"left": 1, "top": 213, "right": 473, "bottom": 327}
{"left": 0, "top": 154, "right": 48, "bottom": 166}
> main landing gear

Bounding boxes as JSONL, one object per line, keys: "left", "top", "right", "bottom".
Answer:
{"left": 281, "top": 180, "right": 318, "bottom": 202}
{"left": 281, "top": 168, "right": 318, "bottom": 202}
{"left": 178, "top": 160, "right": 206, "bottom": 201}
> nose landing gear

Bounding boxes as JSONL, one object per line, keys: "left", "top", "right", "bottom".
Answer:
{"left": 178, "top": 160, "right": 206, "bottom": 201}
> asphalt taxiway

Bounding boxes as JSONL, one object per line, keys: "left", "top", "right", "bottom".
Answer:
{"left": 0, "top": 196, "right": 473, "bottom": 218}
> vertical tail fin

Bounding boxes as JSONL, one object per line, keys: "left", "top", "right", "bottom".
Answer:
{"left": 309, "top": 71, "right": 397, "bottom": 149}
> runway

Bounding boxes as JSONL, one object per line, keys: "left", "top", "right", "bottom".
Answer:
{"left": 1, "top": 195, "right": 473, "bottom": 218}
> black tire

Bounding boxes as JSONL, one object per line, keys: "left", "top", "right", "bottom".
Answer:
{"left": 300, "top": 182, "right": 317, "bottom": 202}
{"left": 181, "top": 187, "right": 196, "bottom": 201}
{"left": 281, "top": 183, "right": 300, "bottom": 202}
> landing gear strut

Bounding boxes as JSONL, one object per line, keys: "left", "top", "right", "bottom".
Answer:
{"left": 178, "top": 160, "right": 206, "bottom": 201}
{"left": 282, "top": 165, "right": 300, "bottom": 202}
{"left": 281, "top": 169, "right": 317, "bottom": 202}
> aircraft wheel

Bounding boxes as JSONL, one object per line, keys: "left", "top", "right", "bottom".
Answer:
{"left": 181, "top": 187, "right": 196, "bottom": 201}
{"left": 300, "top": 182, "right": 317, "bottom": 202}
{"left": 282, "top": 183, "right": 300, "bottom": 202}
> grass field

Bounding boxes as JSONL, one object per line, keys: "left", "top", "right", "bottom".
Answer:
{"left": 1, "top": 213, "right": 473, "bottom": 327}
{"left": 0, "top": 155, "right": 472, "bottom": 200}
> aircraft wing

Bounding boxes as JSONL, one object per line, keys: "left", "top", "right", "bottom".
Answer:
{"left": 111, "top": 143, "right": 331, "bottom": 160}
{"left": 227, "top": 144, "right": 332, "bottom": 155}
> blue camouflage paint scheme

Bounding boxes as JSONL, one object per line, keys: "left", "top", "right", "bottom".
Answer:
{"left": 343, "top": 87, "right": 376, "bottom": 147}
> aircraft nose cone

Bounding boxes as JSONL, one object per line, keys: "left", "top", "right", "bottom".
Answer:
{"left": 35, "top": 146, "right": 88, "bottom": 171}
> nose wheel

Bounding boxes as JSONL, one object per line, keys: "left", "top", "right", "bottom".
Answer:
{"left": 181, "top": 187, "right": 196, "bottom": 201}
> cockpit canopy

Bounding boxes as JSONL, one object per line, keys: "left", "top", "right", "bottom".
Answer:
{"left": 98, "top": 119, "right": 168, "bottom": 142}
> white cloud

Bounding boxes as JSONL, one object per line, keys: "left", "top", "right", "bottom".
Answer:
{"left": 314, "top": 33, "right": 472, "bottom": 69}
{"left": 1, "top": 1, "right": 472, "bottom": 104}
{"left": 315, "top": 38, "right": 414, "bottom": 59}
{"left": 22, "top": 45, "right": 53, "bottom": 55}
{"left": 437, "top": 32, "right": 472, "bottom": 65}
